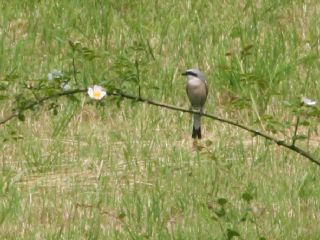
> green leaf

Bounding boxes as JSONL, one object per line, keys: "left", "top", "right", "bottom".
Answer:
{"left": 0, "top": 83, "right": 9, "bottom": 90}
{"left": 240, "top": 213, "right": 248, "bottom": 222}
{"left": 242, "top": 192, "right": 253, "bottom": 203}
{"left": 230, "top": 97, "right": 251, "bottom": 109}
{"left": 69, "top": 40, "right": 82, "bottom": 51}
{"left": 241, "top": 44, "right": 253, "bottom": 57}
{"left": 81, "top": 47, "right": 99, "bottom": 60}
{"left": 292, "top": 135, "right": 307, "bottom": 141}
{"left": 214, "top": 208, "right": 225, "bottom": 217}
{"left": 227, "top": 228, "right": 241, "bottom": 240}
{"left": 17, "top": 113, "right": 25, "bottom": 122}
{"left": 283, "top": 99, "right": 301, "bottom": 108}
{"left": 117, "top": 212, "right": 126, "bottom": 219}
{"left": 217, "top": 198, "right": 228, "bottom": 206}
{"left": 0, "top": 95, "right": 7, "bottom": 101}
{"left": 53, "top": 108, "right": 58, "bottom": 116}
{"left": 299, "top": 120, "right": 310, "bottom": 126}
{"left": 205, "top": 140, "right": 213, "bottom": 147}
{"left": 242, "top": 44, "right": 253, "bottom": 52}
{"left": 305, "top": 107, "right": 320, "bottom": 117}
{"left": 5, "top": 74, "right": 19, "bottom": 81}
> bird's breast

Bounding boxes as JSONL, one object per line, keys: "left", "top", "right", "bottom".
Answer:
{"left": 187, "top": 78, "right": 203, "bottom": 87}
{"left": 186, "top": 78, "right": 207, "bottom": 108}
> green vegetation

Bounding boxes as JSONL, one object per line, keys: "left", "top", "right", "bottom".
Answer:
{"left": 1, "top": 0, "right": 320, "bottom": 239}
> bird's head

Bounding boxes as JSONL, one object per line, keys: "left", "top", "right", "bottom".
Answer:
{"left": 182, "top": 68, "right": 206, "bottom": 81}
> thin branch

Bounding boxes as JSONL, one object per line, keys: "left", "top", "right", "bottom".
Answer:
{"left": 292, "top": 115, "right": 300, "bottom": 146}
{"left": 72, "top": 57, "right": 78, "bottom": 84}
{"left": 135, "top": 59, "right": 141, "bottom": 98}
{"left": 0, "top": 89, "right": 86, "bottom": 126}
{"left": 109, "top": 91, "right": 320, "bottom": 166}
{"left": 0, "top": 88, "right": 319, "bottom": 166}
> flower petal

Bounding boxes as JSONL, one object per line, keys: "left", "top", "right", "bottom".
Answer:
{"left": 93, "top": 85, "right": 103, "bottom": 92}
{"left": 100, "top": 91, "right": 107, "bottom": 98}
{"left": 61, "top": 82, "right": 71, "bottom": 91}
{"left": 87, "top": 87, "right": 94, "bottom": 98}
{"left": 48, "top": 73, "right": 53, "bottom": 81}
{"left": 301, "top": 97, "right": 316, "bottom": 106}
{"left": 87, "top": 85, "right": 107, "bottom": 100}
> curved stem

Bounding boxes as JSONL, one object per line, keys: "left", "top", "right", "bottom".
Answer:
{"left": 110, "top": 91, "right": 320, "bottom": 166}
{"left": 0, "top": 89, "right": 319, "bottom": 166}
{"left": 0, "top": 89, "right": 86, "bottom": 125}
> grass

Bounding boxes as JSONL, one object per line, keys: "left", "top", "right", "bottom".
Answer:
{"left": 1, "top": 0, "right": 320, "bottom": 239}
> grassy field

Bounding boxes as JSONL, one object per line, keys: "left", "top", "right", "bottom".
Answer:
{"left": 1, "top": 0, "right": 320, "bottom": 239}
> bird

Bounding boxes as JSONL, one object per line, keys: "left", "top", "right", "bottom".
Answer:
{"left": 182, "top": 68, "right": 208, "bottom": 139}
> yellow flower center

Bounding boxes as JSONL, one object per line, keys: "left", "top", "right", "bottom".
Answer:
{"left": 93, "top": 91, "right": 101, "bottom": 98}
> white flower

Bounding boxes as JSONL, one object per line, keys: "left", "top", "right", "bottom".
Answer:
{"left": 87, "top": 85, "right": 107, "bottom": 100}
{"left": 301, "top": 97, "right": 316, "bottom": 106}
{"left": 48, "top": 69, "right": 63, "bottom": 81}
{"left": 60, "top": 82, "right": 71, "bottom": 91}
{"left": 48, "top": 73, "right": 53, "bottom": 81}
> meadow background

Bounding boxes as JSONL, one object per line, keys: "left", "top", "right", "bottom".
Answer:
{"left": 1, "top": 0, "right": 320, "bottom": 239}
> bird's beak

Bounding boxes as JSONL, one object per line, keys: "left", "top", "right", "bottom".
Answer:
{"left": 181, "top": 72, "right": 187, "bottom": 76}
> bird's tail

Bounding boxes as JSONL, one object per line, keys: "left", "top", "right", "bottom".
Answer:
{"left": 192, "top": 113, "right": 202, "bottom": 139}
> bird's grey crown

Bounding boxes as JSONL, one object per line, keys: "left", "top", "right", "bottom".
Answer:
{"left": 185, "top": 68, "right": 205, "bottom": 81}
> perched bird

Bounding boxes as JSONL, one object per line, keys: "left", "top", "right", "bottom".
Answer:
{"left": 182, "top": 69, "right": 208, "bottom": 139}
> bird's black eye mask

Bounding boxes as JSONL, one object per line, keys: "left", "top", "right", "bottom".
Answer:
{"left": 182, "top": 71, "right": 198, "bottom": 77}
